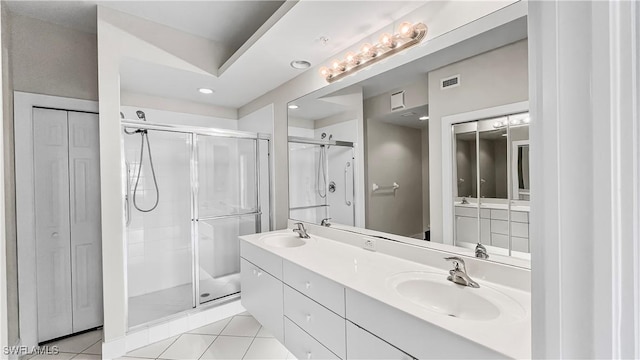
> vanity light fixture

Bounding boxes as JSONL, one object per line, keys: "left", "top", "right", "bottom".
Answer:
{"left": 198, "top": 88, "right": 214, "bottom": 94}
{"left": 288, "top": 104, "right": 299, "bottom": 109}
{"left": 319, "top": 21, "right": 428, "bottom": 83}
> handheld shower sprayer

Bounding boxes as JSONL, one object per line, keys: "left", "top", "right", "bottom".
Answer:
{"left": 136, "top": 110, "right": 147, "bottom": 121}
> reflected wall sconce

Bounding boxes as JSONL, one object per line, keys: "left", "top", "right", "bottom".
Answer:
{"left": 319, "top": 21, "right": 428, "bottom": 83}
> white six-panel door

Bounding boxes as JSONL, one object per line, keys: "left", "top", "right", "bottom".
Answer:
{"left": 33, "top": 108, "right": 102, "bottom": 342}
{"left": 68, "top": 111, "right": 103, "bottom": 333}
{"left": 33, "top": 108, "right": 74, "bottom": 342}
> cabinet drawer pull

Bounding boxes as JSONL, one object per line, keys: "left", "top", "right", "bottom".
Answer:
{"left": 306, "top": 351, "right": 312, "bottom": 359}
{"left": 305, "top": 281, "right": 311, "bottom": 289}
{"left": 306, "top": 313, "right": 312, "bottom": 322}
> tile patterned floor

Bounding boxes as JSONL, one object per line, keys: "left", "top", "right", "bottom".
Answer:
{"left": 24, "top": 313, "right": 294, "bottom": 360}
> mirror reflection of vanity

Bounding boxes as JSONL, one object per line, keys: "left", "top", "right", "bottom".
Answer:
{"left": 287, "top": 11, "right": 530, "bottom": 265}
{"left": 448, "top": 112, "right": 530, "bottom": 259}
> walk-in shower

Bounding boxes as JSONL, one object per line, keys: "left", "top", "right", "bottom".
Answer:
{"left": 289, "top": 136, "right": 355, "bottom": 226}
{"left": 121, "top": 119, "right": 271, "bottom": 329}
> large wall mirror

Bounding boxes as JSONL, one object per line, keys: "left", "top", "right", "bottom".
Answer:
{"left": 287, "top": 10, "right": 529, "bottom": 266}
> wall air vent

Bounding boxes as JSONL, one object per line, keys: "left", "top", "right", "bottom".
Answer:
{"left": 441, "top": 74, "right": 460, "bottom": 89}
{"left": 391, "top": 91, "right": 405, "bottom": 111}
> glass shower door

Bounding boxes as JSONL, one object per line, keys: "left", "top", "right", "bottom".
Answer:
{"left": 123, "top": 128, "right": 194, "bottom": 328}
{"left": 196, "top": 135, "right": 262, "bottom": 304}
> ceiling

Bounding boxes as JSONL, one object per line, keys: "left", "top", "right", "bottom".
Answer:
{"left": 5, "top": 1, "right": 285, "bottom": 55}
{"left": 5, "top": 0, "right": 425, "bottom": 110}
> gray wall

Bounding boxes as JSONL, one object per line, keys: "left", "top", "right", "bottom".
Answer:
{"left": 364, "top": 96, "right": 424, "bottom": 237}
{"left": 428, "top": 39, "right": 528, "bottom": 242}
{"left": 10, "top": 13, "right": 98, "bottom": 100}
{"left": 2, "top": 12, "right": 99, "bottom": 345}
{"left": 1, "top": 3, "right": 18, "bottom": 346}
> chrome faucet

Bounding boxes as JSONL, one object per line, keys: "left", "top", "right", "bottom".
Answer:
{"left": 292, "top": 222, "right": 310, "bottom": 239}
{"left": 444, "top": 256, "right": 479, "bottom": 288}
{"left": 475, "top": 243, "right": 489, "bottom": 259}
{"left": 320, "top": 218, "right": 332, "bottom": 227}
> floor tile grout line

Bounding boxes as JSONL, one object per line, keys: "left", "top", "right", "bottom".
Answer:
{"left": 154, "top": 333, "right": 190, "bottom": 360}
{"left": 240, "top": 333, "right": 259, "bottom": 360}
{"left": 195, "top": 334, "right": 219, "bottom": 360}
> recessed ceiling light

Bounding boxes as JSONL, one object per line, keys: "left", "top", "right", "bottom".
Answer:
{"left": 290, "top": 60, "right": 311, "bottom": 69}
{"left": 419, "top": 116, "right": 429, "bottom": 121}
{"left": 198, "top": 88, "right": 214, "bottom": 94}
{"left": 288, "top": 104, "right": 299, "bottom": 109}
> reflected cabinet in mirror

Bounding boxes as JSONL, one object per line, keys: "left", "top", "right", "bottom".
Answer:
{"left": 451, "top": 113, "right": 530, "bottom": 260}
{"left": 286, "top": 11, "right": 529, "bottom": 266}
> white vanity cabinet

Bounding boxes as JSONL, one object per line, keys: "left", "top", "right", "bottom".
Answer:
{"left": 240, "top": 240, "right": 415, "bottom": 360}
{"left": 240, "top": 242, "right": 284, "bottom": 342}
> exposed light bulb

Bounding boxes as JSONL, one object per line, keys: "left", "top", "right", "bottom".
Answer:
{"left": 523, "top": 117, "right": 531, "bottom": 123}
{"left": 378, "top": 32, "right": 396, "bottom": 48}
{"left": 398, "top": 21, "right": 416, "bottom": 38}
{"left": 345, "top": 51, "right": 359, "bottom": 66}
{"left": 319, "top": 66, "right": 331, "bottom": 78}
{"left": 360, "top": 43, "right": 376, "bottom": 59}
{"left": 198, "top": 88, "right": 214, "bottom": 94}
{"left": 419, "top": 116, "right": 429, "bottom": 121}
{"left": 288, "top": 104, "right": 299, "bottom": 109}
{"left": 332, "top": 59, "right": 345, "bottom": 72}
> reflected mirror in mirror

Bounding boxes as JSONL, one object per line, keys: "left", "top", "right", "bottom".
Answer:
{"left": 286, "top": 8, "right": 529, "bottom": 265}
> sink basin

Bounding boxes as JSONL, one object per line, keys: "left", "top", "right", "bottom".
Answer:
{"left": 387, "top": 272, "right": 526, "bottom": 322}
{"left": 260, "top": 233, "right": 311, "bottom": 248}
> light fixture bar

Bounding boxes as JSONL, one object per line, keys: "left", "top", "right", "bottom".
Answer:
{"left": 321, "top": 22, "right": 428, "bottom": 83}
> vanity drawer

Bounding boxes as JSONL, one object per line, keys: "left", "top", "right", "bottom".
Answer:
{"left": 512, "top": 236, "right": 529, "bottom": 253}
{"left": 283, "top": 260, "right": 345, "bottom": 316}
{"left": 454, "top": 206, "right": 478, "bottom": 218}
{"left": 510, "top": 211, "right": 529, "bottom": 223}
{"left": 284, "top": 285, "right": 346, "bottom": 359}
{"left": 491, "top": 209, "right": 509, "bottom": 220}
{"left": 240, "top": 240, "right": 282, "bottom": 279}
{"left": 346, "top": 321, "right": 413, "bottom": 360}
{"left": 491, "top": 233, "right": 509, "bottom": 249}
{"left": 490, "top": 219, "right": 509, "bottom": 235}
{"left": 511, "top": 222, "right": 529, "bottom": 238}
{"left": 284, "top": 317, "right": 340, "bottom": 360}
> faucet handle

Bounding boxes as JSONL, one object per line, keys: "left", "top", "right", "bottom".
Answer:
{"left": 444, "top": 256, "right": 466, "bottom": 271}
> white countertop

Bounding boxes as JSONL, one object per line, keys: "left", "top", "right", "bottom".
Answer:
{"left": 240, "top": 230, "right": 531, "bottom": 359}
{"left": 455, "top": 202, "right": 530, "bottom": 212}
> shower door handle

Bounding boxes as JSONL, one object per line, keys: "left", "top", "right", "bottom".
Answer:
{"left": 344, "top": 162, "right": 352, "bottom": 206}
{"left": 125, "top": 161, "right": 132, "bottom": 226}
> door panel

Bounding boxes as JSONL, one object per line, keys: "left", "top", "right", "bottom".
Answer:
{"left": 33, "top": 108, "right": 73, "bottom": 342}
{"left": 68, "top": 112, "right": 103, "bottom": 332}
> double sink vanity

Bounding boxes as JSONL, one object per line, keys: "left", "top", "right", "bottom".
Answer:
{"left": 240, "top": 223, "right": 530, "bottom": 359}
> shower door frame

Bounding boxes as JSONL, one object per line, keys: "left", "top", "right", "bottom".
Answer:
{"left": 121, "top": 120, "right": 272, "bottom": 331}
{"left": 287, "top": 136, "right": 356, "bottom": 226}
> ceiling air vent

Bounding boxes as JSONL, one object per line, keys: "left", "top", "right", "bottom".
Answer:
{"left": 441, "top": 75, "right": 460, "bottom": 89}
{"left": 391, "top": 91, "right": 405, "bottom": 111}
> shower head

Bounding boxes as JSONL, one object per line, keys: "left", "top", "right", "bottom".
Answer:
{"left": 136, "top": 110, "right": 146, "bottom": 121}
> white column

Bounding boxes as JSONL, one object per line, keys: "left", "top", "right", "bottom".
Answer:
{"left": 529, "top": 0, "right": 640, "bottom": 358}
